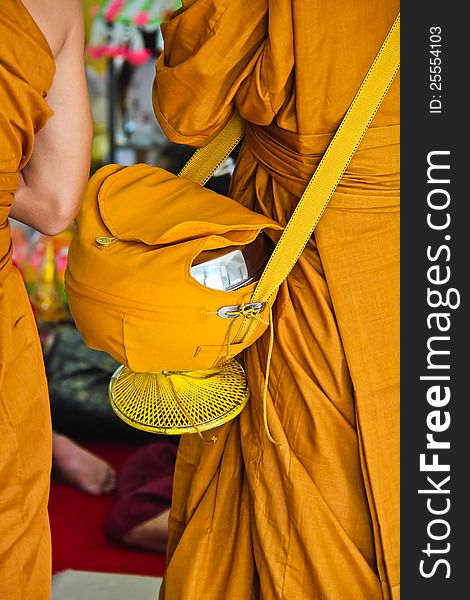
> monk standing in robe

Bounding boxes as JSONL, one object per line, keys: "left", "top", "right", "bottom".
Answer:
{"left": 153, "top": 1, "right": 400, "bottom": 599}
{"left": 0, "top": 1, "right": 92, "bottom": 596}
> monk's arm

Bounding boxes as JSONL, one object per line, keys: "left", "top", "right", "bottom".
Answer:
{"left": 153, "top": 0, "right": 267, "bottom": 146}
{"left": 11, "top": 0, "right": 92, "bottom": 236}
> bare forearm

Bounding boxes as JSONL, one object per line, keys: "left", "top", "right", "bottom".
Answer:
{"left": 11, "top": 164, "right": 89, "bottom": 236}
{"left": 11, "top": 0, "right": 92, "bottom": 235}
{"left": 12, "top": 85, "right": 93, "bottom": 235}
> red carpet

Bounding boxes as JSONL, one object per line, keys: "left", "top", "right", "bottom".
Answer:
{"left": 48, "top": 441, "right": 166, "bottom": 577}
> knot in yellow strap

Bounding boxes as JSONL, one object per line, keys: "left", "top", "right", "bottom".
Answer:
{"left": 236, "top": 304, "right": 260, "bottom": 318}
{"left": 225, "top": 300, "right": 269, "bottom": 361}
{"left": 225, "top": 302, "right": 283, "bottom": 450}
{"left": 223, "top": 301, "right": 268, "bottom": 322}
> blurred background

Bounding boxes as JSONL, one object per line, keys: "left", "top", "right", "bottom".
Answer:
{"left": 9, "top": 2, "right": 236, "bottom": 595}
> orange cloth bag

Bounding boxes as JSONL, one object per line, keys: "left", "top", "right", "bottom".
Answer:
{"left": 65, "top": 162, "right": 282, "bottom": 374}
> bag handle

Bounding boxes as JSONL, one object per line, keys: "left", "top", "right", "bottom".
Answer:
{"left": 179, "top": 13, "right": 400, "bottom": 303}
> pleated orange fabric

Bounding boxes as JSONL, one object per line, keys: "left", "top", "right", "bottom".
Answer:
{"left": 0, "top": 2, "right": 55, "bottom": 597}
{"left": 153, "top": 1, "right": 399, "bottom": 599}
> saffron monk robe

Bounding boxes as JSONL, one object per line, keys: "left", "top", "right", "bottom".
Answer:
{"left": 153, "top": 1, "right": 400, "bottom": 599}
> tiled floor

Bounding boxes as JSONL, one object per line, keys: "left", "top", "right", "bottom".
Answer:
{"left": 51, "top": 570, "right": 163, "bottom": 599}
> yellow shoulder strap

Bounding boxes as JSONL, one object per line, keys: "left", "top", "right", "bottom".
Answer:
{"left": 179, "top": 13, "right": 400, "bottom": 303}
{"left": 253, "top": 13, "right": 400, "bottom": 302}
{"left": 178, "top": 113, "right": 245, "bottom": 185}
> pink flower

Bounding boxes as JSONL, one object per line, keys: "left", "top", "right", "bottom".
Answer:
{"left": 87, "top": 46, "right": 107, "bottom": 59}
{"left": 126, "top": 48, "right": 152, "bottom": 65}
{"left": 104, "top": 0, "right": 125, "bottom": 22}
{"left": 134, "top": 11, "right": 150, "bottom": 26}
{"left": 104, "top": 45, "right": 125, "bottom": 57}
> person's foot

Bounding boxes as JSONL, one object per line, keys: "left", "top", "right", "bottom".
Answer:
{"left": 122, "top": 509, "right": 170, "bottom": 553}
{"left": 52, "top": 432, "right": 116, "bottom": 495}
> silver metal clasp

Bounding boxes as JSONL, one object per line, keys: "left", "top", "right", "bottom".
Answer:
{"left": 217, "top": 302, "right": 266, "bottom": 319}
